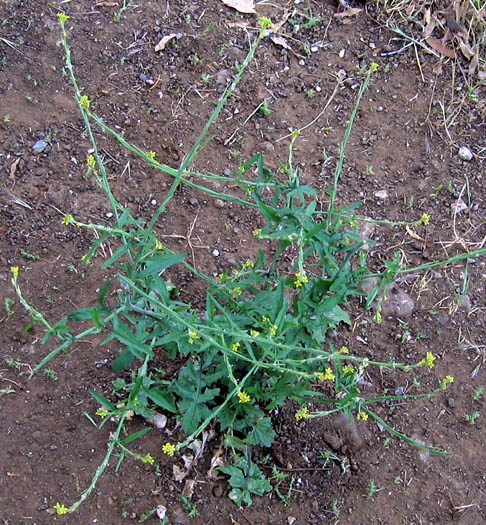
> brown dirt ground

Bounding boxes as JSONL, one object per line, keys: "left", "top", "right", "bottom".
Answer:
{"left": 0, "top": 1, "right": 485, "bottom": 524}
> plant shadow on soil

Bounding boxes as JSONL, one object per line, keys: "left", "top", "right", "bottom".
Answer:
{"left": 0, "top": 1, "right": 485, "bottom": 523}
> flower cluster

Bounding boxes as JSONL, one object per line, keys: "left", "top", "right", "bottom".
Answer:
{"left": 294, "top": 271, "right": 308, "bottom": 288}
{"left": 419, "top": 352, "right": 436, "bottom": 369}
{"left": 357, "top": 411, "right": 369, "bottom": 421}
{"left": 295, "top": 406, "right": 309, "bottom": 421}
{"left": 416, "top": 213, "right": 431, "bottom": 226}
{"left": 342, "top": 365, "right": 355, "bottom": 375}
{"left": 162, "top": 442, "right": 176, "bottom": 457}
{"left": 316, "top": 368, "right": 335, "bottom": 382}
{"left": 78, "top": 95, "right": 91, "bottom": 110}
{"left": 237, "top": 390, "right": 251, "bottom": 404}
{"left": 141, "top": 453, "right": 155, "bottom": 464}
{"left": 188, "top": 330, "right": 199, "bottom": 344}
{"left": 96, "top": 408, "right": 108, "bottom": 418}
{"left": 53, "top": 502, "right": 69, "bottom": 515}
{"left": 441, "top": 375, "right": 454, "bottom": 388}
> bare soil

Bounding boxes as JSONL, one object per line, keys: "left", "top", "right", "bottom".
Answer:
{"left": 1, "top": 1, "right": 485, "bottom": 524}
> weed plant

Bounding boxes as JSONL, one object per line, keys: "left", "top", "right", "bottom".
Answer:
{"left": 10, "top": 13, "right": 486, "bottom": 515}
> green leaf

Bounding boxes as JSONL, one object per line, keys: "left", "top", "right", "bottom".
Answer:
{"left": 136, "top": 253, "right": 184, "bottom": 278}
{"left": 249, "top": 417, "right": 275, "bottom": 447}
{"left": 89, "top": 390, "right": 116, "bottom": 411}
{"left": 102, "top": 243, "right": 131, "bottom": 269}
{"left": 119, "top": 427, "right": 151, "bottom": 444}
{"left": 146, "top": 388, "right": 177, "bottom": 413}
{"left": 112, "top": 348, "right": 134, "bottom": 373}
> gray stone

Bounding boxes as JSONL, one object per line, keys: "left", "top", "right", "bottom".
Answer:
{"left": 32, "top": 139, "right": 48, "bottom": 153}
{"left": 458, "top": 146, "right": 473, "bottom": 161}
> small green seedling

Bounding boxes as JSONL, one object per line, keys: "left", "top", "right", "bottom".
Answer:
{"left": 473, "top": 386, "right": 484, "bottom": 401}
{"left": 464, "top": 411, "right": 480, "bottom": 425}
{"left": 260, "top": 98, "right": 272, "bottom": 117}
{"left": 365, "top": 479, "right": 378, "bottom": 499}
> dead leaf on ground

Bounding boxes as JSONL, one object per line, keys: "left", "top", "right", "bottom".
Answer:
{"left": 207, "top": 448, "right": 225, "bottom": 480}
{"left": 334, "top": 7, "right": 362, "bottom": 18}
{"left": 423, "top": 14, "right": 436, "bottom": 39}
{"left": 405, "top": 225, "right": 424, "bottom": 242}
{"left": 270, "top": 34, "right": 291, "bottom": 50}
{"left": 95, "top": 1, "right": 118, "bottom": 6}
{"left": 182, "top": 479, "right": 195, "bottom": 499}
{"left": 458, "top": 38, "right": 474, "bottom": 60}
{"left": 432, "top": 60, "right": 443, "bottom": 75}
{"left": 226, "top": 21, "right": 251, "bottom": 29}
{"left": 155, "top": 33, "right": 178, "bottom": 52}
{"left": 220, "top": 0, "right": 256, "bottom": 14}
{"left": 9, "top": 157, "right": 20, "bottom": 185}
{"left": 173, "top": 464, "right": 188, "bottom": 483}
{"left": 425, "top": 36, "right": 456, "bottom": 58}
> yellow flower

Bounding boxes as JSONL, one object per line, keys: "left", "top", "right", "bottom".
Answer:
{"left": 316, "top": 367, "right": 335, "bottom": 382}
{"left": 294, "top": 271, "right": 308, "bottom": 288}
{"left": 419, "top": 352, "right": 436, "bottom": 369}
{"left": 96, "top": 408, "right": 108, "bottom": 418}
{"left": 81, "top": 254, "right": 92, "bottom": 265}
{"left": 10, "top": 266, "right": 19, "bottom": 279}
{"left": 155, "top": 240, "right": 163, "bottom": 250}
{"left": 357, "top": 411, "right": 368, "bottom": 421}
{"left": 338, "top": 346, "right": 349, "bottom": 354}
{"left": 370, "top": 62, "right": 379, "bottom": 73}
{"left": 232, "top": 287, "right": 242, "bottom": 298}
{"left": 259, "top": 17, "right": 273, "bottom": 31}
{"left": 269, "top": 324, "right": 278, "bottom": 336}
{"left": 162, "top": 442, "right": 176, "bottom": 457}
{"left": 441, "top": 375, "right": 454, "bottom": 388}
{"left": 342, "top": 365, "right": 355, "bottom": 375}
{"left": 78, "top": 95, "right": 91, "bottom": 109}
{"left": 141, "top": 453, "right": 155, "bottom": 464}
{"left": 62, "top": 214, "right": 75, "bottom": 226}
{"left": 252, "top": 228, "right": 262, "bottom": 237}
{"left": 243, "top": 260, "right": 254, "bottom": 269}
{"left": 250, "top": 330, "right": 260, "bottom": 337}
{"left": 146, "top": 151, "right": 156, "bottom": 160}
{"left": 56, "top": 12, "right": 69, "bottom": 26}
{"left": 188, "top": 330, "right": 198, "bottom": 344}
{"left": 373, "top": 310, "right": 382, "bottom": 324}
{"left": 86, "top": 154, "right": 96, "bottom": 167}
{"left": 295, "top": 406, "right": 309, "bottom": 421}
{"left": 231, "top": 342, "right": 241, "bottom": 352}
{"left": 417, "top": 213, "right": 430, "bottom": 226}
{"left": 262, "top": 316, "right": 269, "bottom": 323}
{"left": 53, "top": 502, "right": 69, "bottom": 515}
{"left": 238, "top": 390, "right": 251, "bottom": 403}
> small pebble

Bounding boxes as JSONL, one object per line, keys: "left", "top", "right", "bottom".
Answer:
{"left": 298, "top": 59, "right": 306, "bottom": 66}
{"left": 212, "top": 249, "right": 220, "bottom": 257}
{"left": 395, "top": 387, "right": 405, "bottom": 396}
{"left": 151, "top": 199, "right": 157, "bottom": 205}
{"left": 32, "top": 139, "right": 48, "bottom": 153}
{"left": 458, "top": 146, "right": 473, "bottom": 161}
{"left": 310, "top": 45, "right": 319, "bottom": 53}
{"left": 447, "top": 398, "right": 456, "bottom": 408}
{"left": 214, "top": 199, "right": 225, "bottom": 209}
{"left": 189, "top": 197, "right": 198, "bottom": 206}
{"left": 374, "top": 190, "right": 388, "bottom": 200}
